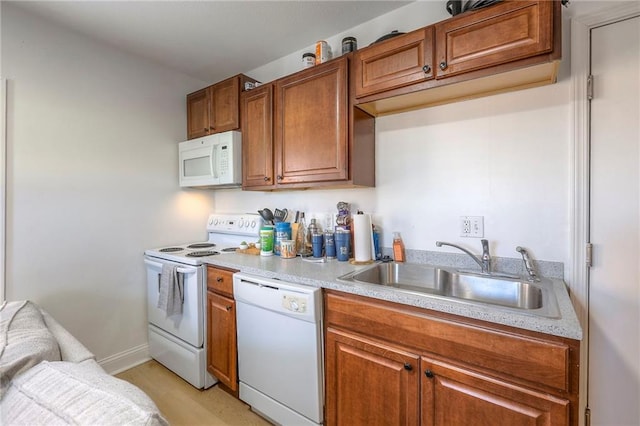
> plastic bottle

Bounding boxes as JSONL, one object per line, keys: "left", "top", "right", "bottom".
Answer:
{"left": 393, "top": 232, "right": 406, "bottom": 262}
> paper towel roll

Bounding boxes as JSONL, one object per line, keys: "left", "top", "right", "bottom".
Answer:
{"left": 353, "top": 213, "right": 373, "bottom": 262}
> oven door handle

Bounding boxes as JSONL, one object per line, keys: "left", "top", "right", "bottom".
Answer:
{"left": 144, "top": 259, "right": 197, "bottom": 275}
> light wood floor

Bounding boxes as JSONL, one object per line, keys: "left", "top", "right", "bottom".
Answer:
{"left": 116, "top": 360, "right": 271, "bottom": 426}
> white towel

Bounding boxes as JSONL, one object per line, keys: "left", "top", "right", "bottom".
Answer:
{"left": 157, "top": 264, "right": 184, "bottom": 316}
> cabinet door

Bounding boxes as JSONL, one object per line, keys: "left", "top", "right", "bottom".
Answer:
{"left": 186, "top": 88, "right": 210, "bottom": 140}
{"left": 210, "top": 76, "right": 240, "bottom": 133}
{"left": 354, "top": 27, "right": 434, "bottom": 98}
{"left": 207, "top": 291, "right": 237, "bottom": 392}
{"left": 421, "top": 357, "right": 570, "bottom": 426}
{"left": 242, "top": 84, "right": 274, "bottom": 188}
{"left": 435, "top": 0, "right": 554, "bottom": 79}
{"left": 325, "top": 328, "right": 420, "bottom": 426}
{"left": 274, "top": 57, "right": 348, "bottom": 185}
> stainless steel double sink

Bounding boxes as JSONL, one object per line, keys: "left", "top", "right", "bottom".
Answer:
{"left": 337, "top": 262, "right": 560, "bottom": 318}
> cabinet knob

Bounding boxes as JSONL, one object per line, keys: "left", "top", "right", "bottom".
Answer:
{"left": 439, "top": 61, "right": 447, "bottom": 71}
{"left": 226, "top": 306, "right": 232, "bottom": 312}
{"left": 424, "top": 369, "right": 434, "bottom": 378}
{"left": 263, "top": 176, "right": 271, "bottom": 182}
{"left": 404, "top": 363, "right": 413, "bottom": 371}
{"left": 203, "top": 127, "right": 208, "bottom": 132}
{"left": 216, "top": 277, "right": 223, "bottom": 282}
{"left": 422, "top": 64, "right": 431, "bottom": 74}
{"left": 209, "top": 126, "right": 214, "bottom": 131}
{"left": 277, "top": 175, "right": 283, "bottom": 181}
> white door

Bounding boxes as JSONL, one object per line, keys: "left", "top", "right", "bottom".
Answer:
{"left": 589, "top": 15, "right": 640, "bottom": 426}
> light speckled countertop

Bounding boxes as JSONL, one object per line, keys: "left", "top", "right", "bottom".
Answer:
{"left": 203, "top": 253, "right": 583, "bottom": 340}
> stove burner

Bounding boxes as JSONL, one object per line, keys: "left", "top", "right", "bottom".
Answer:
{"left": 159, "top": 247, "right": 183, "bottom": 253}
{"left": 221, "top": 247, "right": 239, "bottom": 253}
{"left": 187, "top": 243, "right": 216, "bottom": 249}
{"left": 186, "top": 250, "right": 219, "bottom": 257}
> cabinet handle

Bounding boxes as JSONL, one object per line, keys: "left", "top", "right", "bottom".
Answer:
{"left": 404, "top": 363, "right": 413, "bottom": 371}
{"left": 216, "top": 277, "right": 223, "bottom": 282}
{"left": 203, "top": 127, "right": 208, "bottom": 132}
{"left": 424, "top": 369, "right": 434, "bottom": 378}
{"left": 422, "top": 64, "right": 431, "bottom": 74}
{"left": 439, "top": 61, "right": 447, "bottom": 71}
{"left": 209, "top": 127, "right": 214, "bottom": 131}
{"left": 263, "top": 176, "right": 271, "bottom": 182}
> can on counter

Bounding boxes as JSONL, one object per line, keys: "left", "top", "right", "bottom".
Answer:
{"left": 280, "top": 239, "right": 296, "bottom": 259}
{"left": 274, "top": 222, "right": 292, "bottom": 256}
{"left": 315, "top": 41, "right": 332, "bottom": 65}
{"left": 302, "top": 52, "right": 316, "bottom": 69}
{"left": 260, "top": 226, "right": 274, "bottom": 256}
{"left": 341, "top": 37, "right": 357, "bottom": 55}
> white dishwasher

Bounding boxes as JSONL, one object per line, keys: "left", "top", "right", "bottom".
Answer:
{"left": 233, "top": 272, "right": 323, "bottom": 426}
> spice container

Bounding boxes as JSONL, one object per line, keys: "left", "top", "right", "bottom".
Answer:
{"left": 341, "top": 37, "right": 357, "bottom": 54}
{"left": 315, "top": 41, "right": 332, "bottom": 64}
{"left": 302, "top": 52, "right": 316, "bottom": 69}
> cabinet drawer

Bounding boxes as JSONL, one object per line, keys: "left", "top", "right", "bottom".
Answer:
{"left": 354, "top": 27, "right": 434, "bottom": 98}
{"left": 207, "top": 266, "right": 237, "bottom": 297}
{"left": 324, "top": 291, "right": 574, "bottom": 393}
{"left": 435, "top": 0, "right": 554, "bottom": 79}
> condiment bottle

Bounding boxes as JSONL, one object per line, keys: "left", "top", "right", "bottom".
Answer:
{"left": 393, "top": 232, "right": 406, "bottom": 262}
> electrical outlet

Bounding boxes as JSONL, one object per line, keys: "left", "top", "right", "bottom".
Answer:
{"left": 460, "top": 216, "right": 484, "bottom": 238}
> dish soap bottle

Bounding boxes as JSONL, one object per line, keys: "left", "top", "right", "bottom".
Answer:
{"left": 393, "top": 232, "right": 406, "bottom": 262}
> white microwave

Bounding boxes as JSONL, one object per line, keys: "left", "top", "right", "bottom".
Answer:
{"left": 179, "top": 131, "right": 242, "bottom": 188}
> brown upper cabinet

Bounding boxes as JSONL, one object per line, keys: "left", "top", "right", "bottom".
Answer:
{"left": 354, "top": 26, "right": 435, "bottom": 98}
{"left": 353, "top": 0, "right": 561, "bottom": 116}
{"left": 241, "top": 84, "right": 274, "bottom": 188}
{"left": 242, "top": 56, "right": 375, "bottom": 191}
{"left": 186, "top": 74, "right": 259, "bottom": 140}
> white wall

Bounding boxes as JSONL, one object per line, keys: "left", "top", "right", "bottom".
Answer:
{"left": 1, "top": 3, "right": 215, "bottom": 363}
{"left": 219, "top": 1, "right": 575, "bottom": 273}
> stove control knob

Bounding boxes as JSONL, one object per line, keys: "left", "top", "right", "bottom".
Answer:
{"left": 208, "top": 217, "right": 214, "bottom": 225}
{"left": 238, "top": 221, "right": 245, "bottom": 229}
{"left": 251, "top": 220, "right": 256, "bottom": 228}
{"left": 213, "top": 218, "right": 219, "bottom": 226}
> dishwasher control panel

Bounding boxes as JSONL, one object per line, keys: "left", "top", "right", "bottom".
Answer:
{"left": 282, "top": 294, "right": 308, "bottom": 313}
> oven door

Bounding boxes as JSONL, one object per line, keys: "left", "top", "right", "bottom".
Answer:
{"left": 145, "top": 257, "right": 204, "bottom": 348}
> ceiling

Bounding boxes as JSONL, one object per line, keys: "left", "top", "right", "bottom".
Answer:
{"left": 11, "top": 1, "right": 414, "bottom": 83}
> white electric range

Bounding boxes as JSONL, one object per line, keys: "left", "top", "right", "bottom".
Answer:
{"left": 143, "top": 213, "right": 263, "bottom": 389}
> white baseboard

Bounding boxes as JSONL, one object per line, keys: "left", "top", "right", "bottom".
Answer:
{"left": 98, "top": 343, "right": 151, "bottom": 375}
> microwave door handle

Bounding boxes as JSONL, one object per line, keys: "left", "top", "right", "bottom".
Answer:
{"left": 211, "top": 145, "right": 219, "bottom": 179}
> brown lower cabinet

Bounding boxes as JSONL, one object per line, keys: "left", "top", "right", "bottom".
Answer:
{"left": 206, "top": 266, "right": 239, "bottom": 393}
{"left": 324, "top": 290, "right": 579, "bottom": 426}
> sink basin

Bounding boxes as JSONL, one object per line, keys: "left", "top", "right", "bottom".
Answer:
{"left": 337, "top": 263, "right": 560, "bottom": 318}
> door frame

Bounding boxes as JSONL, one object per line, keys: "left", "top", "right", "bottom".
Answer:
{"left": 570, "top": 3, "right": 640, "bottom": 424}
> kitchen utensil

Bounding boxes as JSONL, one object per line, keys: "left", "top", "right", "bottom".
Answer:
{"left": 274, "top": 208, "right": 288, "bottom": 223}
{"left": 258, "top": 209, "right": 274, "bottom": 225}
{"left": 370, "top": 30, "right": 405, "bottom": 45}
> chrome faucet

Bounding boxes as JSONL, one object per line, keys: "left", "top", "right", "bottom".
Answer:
{"left": 435, "top": 239, "right": 491, "bottom": 274}
{"left": 516, "top": 246, "right": 539, "bottom": 282}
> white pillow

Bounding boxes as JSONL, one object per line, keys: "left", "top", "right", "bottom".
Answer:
{"left": 1, "top": 360, "right": 168, "bottom": 426}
